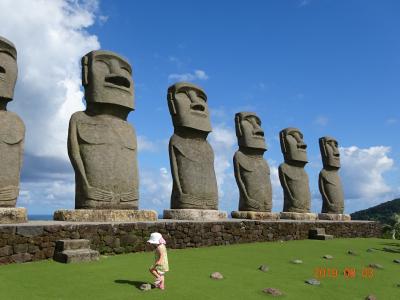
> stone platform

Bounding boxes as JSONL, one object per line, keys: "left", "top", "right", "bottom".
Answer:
{"left": 318, "top": 213, "right": 351, "bottom": 221}
{"left": 163, "top": 209, "right": 227, "bottom": 220}
{"left": 231, "top": 211, "right": 280, "bottom": 220}
{"left": 53, "top": 209, "right": 157, "bottom": 222}
{"left": 0, "top": 208, "right": 27, "bottom": 224}
{"left": 0, "top": 219, "right": 382, "bottom": 265}
{"left": 280, "top": 212, "right": 318, "bottom": 220}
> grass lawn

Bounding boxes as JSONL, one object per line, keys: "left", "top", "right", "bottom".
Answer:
{"left": 0, "top": 238, "right": 399, "bottom": 300}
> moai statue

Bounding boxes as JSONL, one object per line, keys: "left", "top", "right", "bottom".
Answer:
{"left": 231, "top": 112, "right": 278, "bottom": 220}
{"left": 318, "top": 136, "right": 350, "bottom": 221}
{"left": 66, "top": 50, "right": 140, "bottom": 211}
{"left": 0, "top": 36, "right": 27, "bottom": 224}
{"left": 278, "top": 128, "right": 316, "bottom": 220}
{"left": 164, "top": 82, "right": 226, "bottom": 220}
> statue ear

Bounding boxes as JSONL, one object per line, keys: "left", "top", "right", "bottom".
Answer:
{"left": 82, "top": 55, "right": 89, "bottom": 86}
{"left": 279, "top": 131, "right": 287, "bottom": 154}
{"left": 319, "top": 137, "right": 327, "bottom": 158}
{"left": 235, "top": 115, "right": 242, "bottom": 137}
{"left": 167, "top": 92, "right": 177, "bottom": 115}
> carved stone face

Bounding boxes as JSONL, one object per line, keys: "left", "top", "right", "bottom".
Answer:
{"left": 0, "top": 37, "right": 17, "bottom": 103}
{"left": 319, "top": 136, "right": 340, "bottom": 168}
{"left": 280, "top": 127, "right": 308, "bottom": 163}
{"left": 167, "top": 82, "right": 211, "bottom": 132}
{"left": 235, "top": 112, "right": 266, "bottom": 150}
{"left": 82, "top": 50, "right": 134, "bottom": 110}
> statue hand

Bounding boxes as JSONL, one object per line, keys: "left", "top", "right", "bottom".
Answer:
{"left": 85, "top": 186, "right": 113, "bottom": 202}
{"left": 0, "top": 186, "right": 19, "bottom": 201}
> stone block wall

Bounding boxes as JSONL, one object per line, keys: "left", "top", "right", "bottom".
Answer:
{"left": 0, "top": 220, "right": 382, "bottom": 265}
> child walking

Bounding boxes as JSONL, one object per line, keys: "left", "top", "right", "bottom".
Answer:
{"left": 147, "top": 232, "right": 169, "bottom": 290}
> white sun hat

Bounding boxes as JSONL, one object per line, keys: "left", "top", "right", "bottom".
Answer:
{"left": 147, "top": 232, "right": 163, "bottom": 244}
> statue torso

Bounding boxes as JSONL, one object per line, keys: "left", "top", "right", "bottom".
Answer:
{"left": 169, "top": 133, "right": 218, "bottom": 209}
{"left": 319, "top": 169, "right": 344, "bottom": 213}
{"left": 0, "top": 111, "right": 25, "bottom": 205}
{"left": 234, "top": 150, "right": 272, "bottom": 211}
{"left": 279, "top": 162, "right": 311, "bottom": 212}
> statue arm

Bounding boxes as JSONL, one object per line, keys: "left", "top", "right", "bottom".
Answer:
{"left": 169, "top": 142, "right": 183, "bottom": 195}
{"left": 67, "top": 117, "right": 89, "bottom": 188}
{"left": 278, "top": 165, "right": 295, "bottom": 202}
{"left": 233, "top": 156, "right": 251, "bottom": 201}
{"left": 318, "top": 172, "right": 327, "bottom": 201}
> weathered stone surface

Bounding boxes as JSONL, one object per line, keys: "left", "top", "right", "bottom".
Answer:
{"left": 53, "top": 209, "right": 157, "bottom": 222}
{"left": 53, "top": 249, "right": 99, "bottom": 264}
{"left": 163, "top": 209, "right": 227, "bottom": 220}
{"left": 318, "top": 136, "right": 345, "bottom": 214}
{"left": 305, "top": 278, "right": 320, "bottom": 285}
{"left": 291, "top": 259, "right": 303, "bottom": 264}
{"left": 0, "top": 36, "right": 25, "bottom": 209}
{"left": 262, "top": 288, "right": 283, "bottom": 296}
{"left": 278, "top": 128, "right": 311, "bottom": 213}
{"left": 231, "top": 211, "right": 279, "bottom": 220}
{"left": 11, "top": 252, "right": 31, "bottom": 263}
{"left": 0, "top": 220, "right": 383, "bottom": 265}
{"left": 16, "top": 226, "right": 43, "bottom": 237}
{"left": 393, "top": 259, "right": 400, "bottom": 264}
{"left": 365, "top": 295, "right": 377, "bottom": 300}
{"left": 348, "top": 250, "right": 357, "bottom": 255}
{"left": 233, "top": 112, "right": 272, "bottom": 212}
{"left": 318, "top": 213, "right": 351, "bottom": 221}
{"left": 369, "top": 263, "right": 383, "bottom": 269}
{"left": 258, "top": 264, "right": 269, "bottom": 272}
{"left": 167, "top": 82, "right": 218, "bottom": 210}
{"left": 68, "top": 50, "right": 138, "bottom": 209}
{"left": 323, "top": 255, "right": 333, "bottom": 259}
{"left": 140, "top": 283, "right": 152, "bottom": 291}
{"left": 0, "top": 208, "right": 27, "bottom": 224}
{"left": 55, "top": 239, "right": 90, "bottom": 251}
{"left": 210, "top": 272, "right": 223, "bottom": 280}
{"left": 280, "top": 212, "right": 317, "bottom": 220}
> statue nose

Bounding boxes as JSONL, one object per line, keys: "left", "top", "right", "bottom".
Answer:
{"left": 188, "top": 90, "right": 205, "bottom": 111}
{"left": 105, "top": 75, "right": 131, "bottom": 88}
{"left": 298, "top": 142, "right": 307, "bottom": 149}
{"left": 253, "top": 129, "right": 264, "bottom": 137}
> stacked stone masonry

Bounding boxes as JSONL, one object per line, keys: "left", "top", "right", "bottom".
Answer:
{"left": 0, "top": 220, "right": 382, "bottom": 265}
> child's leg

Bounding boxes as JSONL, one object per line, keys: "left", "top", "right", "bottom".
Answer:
{"left": 149, "top": 267, "right": 161, "bottom": 279}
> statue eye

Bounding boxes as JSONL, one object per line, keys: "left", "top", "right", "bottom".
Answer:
{"left": 0, "top": 66, "right": 5, "bottom": 73}
{"left": 94, "top": 60, "right": 110, "bottom": 74}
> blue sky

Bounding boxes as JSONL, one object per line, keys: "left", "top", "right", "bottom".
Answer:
{"left": 1, "top": 0, "right": 399, "bottom": 215}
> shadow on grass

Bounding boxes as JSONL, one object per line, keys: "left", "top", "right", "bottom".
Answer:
{"left": 115, "top": 279, "right": 150, "bottom": 290}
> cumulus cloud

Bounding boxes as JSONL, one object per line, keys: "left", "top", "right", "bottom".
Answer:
{"left": 140, "top": 167, "right": 172, "bottom": 212}
{"left": 0, "top": 0, "right": 100, "bottom": 212}
{"left": 340, "top": 146, "right": 395, "bottom": 211}
{"left": 168, "top": 69, "right": 209, "bottom": 82}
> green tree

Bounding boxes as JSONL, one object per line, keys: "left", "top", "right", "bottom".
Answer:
{"left": 383, "top": 213, "right": 400, "bottom": 239}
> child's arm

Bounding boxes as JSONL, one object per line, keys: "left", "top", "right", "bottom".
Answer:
{"left": 155, "top": 246, "right": 165, "bottom": 266}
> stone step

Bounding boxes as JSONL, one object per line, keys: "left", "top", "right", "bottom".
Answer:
{"left": 55, "top": 239, "right": 90, "bottom": 251}
{"left": 311, "top": 234, "right": 334, "bottom": 240}
{"left": 309, "top": 228, "right": 326, "bottom": 237}
{"left": 53, "top": 249, "right": 99, "bottom": 264}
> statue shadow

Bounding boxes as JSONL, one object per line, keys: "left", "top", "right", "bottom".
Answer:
{"left": 114, "top": 279, "right": 152, "bottom": 290}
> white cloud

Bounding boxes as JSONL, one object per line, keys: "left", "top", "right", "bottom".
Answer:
{"left": 137, "top": 135, "right": 158, "bottom": 152}
{"left": 340, "top": 146, "right": 395, "bottom": 211}
{"left": 0, "top": 0, "right": 100, "bottom": 160}
{"left": 168, "top": 69, "right": 209, "bottom": 82}
{"left": 386, "top": 118, "right": 398, "bottom": 125}
{"left": 140, "top": 167, "right": 172, "bottom": 212}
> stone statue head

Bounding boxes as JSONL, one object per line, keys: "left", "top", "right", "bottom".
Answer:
{"left": 279, "top": 127, "right": 308, "bottom": 163}
{"left": 82, "top": 50, "right": 134, "bottom": 110}
{"left": 167, "top": 82, "right": 212, "bottom": 132}
{"left": 319, "top": 136, "right": 340, "bottom": 169}
{"left": 0, "top": 36, "right": 17, "bottom": 104}
{"left": 235, "top": 112, "right": 266, "bottom": 150}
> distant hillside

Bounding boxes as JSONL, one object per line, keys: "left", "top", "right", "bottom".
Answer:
{"left": 351, "top": 198, "right": 400, "bottom": 224}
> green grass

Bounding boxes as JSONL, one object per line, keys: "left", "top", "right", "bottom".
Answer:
{"left": 1, "top": 238, "right": 399, "bottom": 300}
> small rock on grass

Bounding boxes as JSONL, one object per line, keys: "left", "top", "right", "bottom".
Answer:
{"left": 323, "top": 255, "right": 333, "bottom": 259}
{"left": 262, "top": 288, "right": 283, "bottom": 296}
{"left": 366, "top": 248, "right": 375, "bottom": 252}
{"left": 210, "top": 272, "right": 223, "bottom": 280}
{"left": 140, "top": 283, "right": 152, "bottom": 291}
{"left": 291, "top": 259, "right": 303, "bottom": 264}
{"left": 305, "top": 278, "right": 320, "bottom": 286}
{"left": 365, "top": 295, "right": 377, "bottom": 300}
{"left": 259, "top": 265, "right": 269, "bottom": 272}
{"left": 393, "top": 259, "right": 400, "bottom": 264}
{"left": 347, "top": 250, "right": 357, "bottom": 255}
{"left": 369, "top": 263, "right": 383, "bottom": 269}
